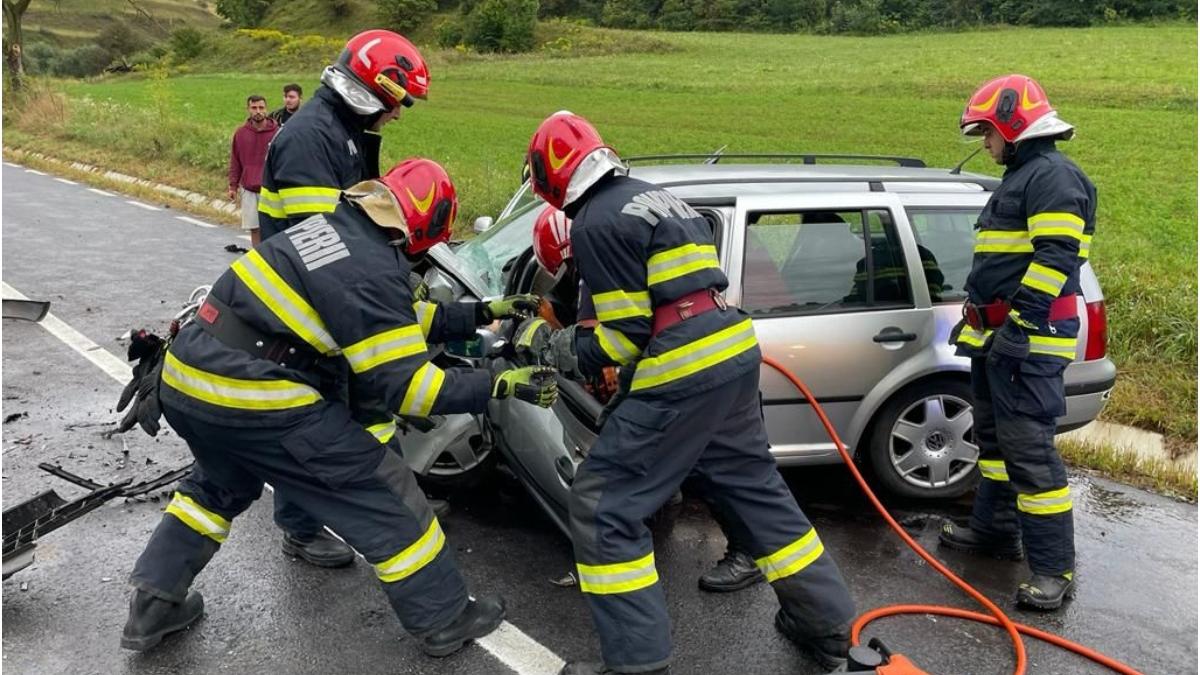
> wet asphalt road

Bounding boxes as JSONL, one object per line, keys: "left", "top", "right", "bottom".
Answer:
{"left": 2, "top": 163, "right": 1196, "bottom": 675}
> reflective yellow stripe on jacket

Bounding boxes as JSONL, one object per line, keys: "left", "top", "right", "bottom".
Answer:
{"left": 258, "top": 188, "right": 286, "bottom": 218}
{"left": 276, "top": 186, "right": 341, "bottom": 216}
{"left": 592, "top": 289, "right": 652, "bottom": 323}
{"left": 577, "top": 551, "right": 659, "bottom": 595}
{"left": 342, "top": 324, "right": 426, "bottom": 374}
{"left": 631, "top": 318, "right": 757, "bottom": 391}
{"left": 162, "top": 352, "right": 321, "bottom": 410}
{"left": 1029, "top": 335, "right": 1077, "bottom": 360}
{"left": 367, "top": 420, "right": 397, "bottom": 444}
{"left": 755, "top": 529, "right": 824, "bottom": 583}
{"left": 165, "top": 492, "right": 231, "bottom": 543}
{"left": 1021, "top": 262, "right": 1068, "bottom": 297}
{"left": 974, "top": 230, "right": 1033, "bottom": 254}
{"left": 647, "top": 243, "right": 720, "bottom": 286}
{"left": 374, "top": 518, "right": 446, "bottom": 583}
{"left": 231, "top": 250, "right": 339, "bottom": 355}
{"left": 399, "top": 362, "right": 446, "bottom": 417}
{"left": 596, "top": 324, "right": 640, "bottom": 365}
{"left": 1028, "top": 212, "right": 1086, "bottom": 243}
{"left": 414, "top": 301, "right": 438, "bottom": 339}
{"left": 956, "top": 325, "right": 993, "bottom": 348}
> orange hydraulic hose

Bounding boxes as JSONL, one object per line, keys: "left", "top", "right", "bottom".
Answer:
{"left": 760, "top": 356, "right": 1143, "bottom": 675}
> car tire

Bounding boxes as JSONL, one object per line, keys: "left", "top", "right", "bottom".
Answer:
{"left": 867, "top": 378, "right": 979, "bottom": 500}
{"left": 410, "top": 419, "right": 498, "bottom": 497}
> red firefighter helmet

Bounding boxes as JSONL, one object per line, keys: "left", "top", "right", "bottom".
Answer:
{"left": 960, "top": 74, "right": 1074, "bottom": 144}
{"left": 525, "top": 111, "right": 625, "bottom": 210}
{"left": 532, "top": 205, "right": 573, "bottom": 277}
{"left": 378, "top": 159, "right": 457, "bottom": 255}
{"left": 334, "top": 30, "right": 429, "bottom": 111}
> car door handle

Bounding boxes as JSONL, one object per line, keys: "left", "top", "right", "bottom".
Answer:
{"left": 873, "top": 328, "right": 918, "bottom": 343}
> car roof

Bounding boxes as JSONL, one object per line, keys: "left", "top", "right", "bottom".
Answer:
{"left": 626, "top": 162, "right": 998, "bottom": 193}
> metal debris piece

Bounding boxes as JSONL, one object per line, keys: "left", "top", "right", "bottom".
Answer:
{"left": 549, "top": 571, "right": 578, "bottom": 588}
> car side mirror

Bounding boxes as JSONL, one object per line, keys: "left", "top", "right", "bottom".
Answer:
{"left": 473, "top": 216, "right": 494, "bottom": 234}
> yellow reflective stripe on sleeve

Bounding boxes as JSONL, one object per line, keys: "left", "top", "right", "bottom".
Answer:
{"left": 231, "top": 250, "right": 339, "bottom": 355}
{"left": 1078, "top": 234, "right": 1092, "bottom": 259}
{"left": 342, "top": 324, "right": 426, "bottom": 374}
{"left": 413, "top": 301, "right": 438, "bottom": 339}
{"left": 517, "top": 318, "right": 548, "bottom": 348}
{"left": 755, "top": 529, "right": 824, "bottom": 583}
{"left": 978, "top": 459, "right": 1009, "bottom": 482}
{"left": 399, "top": 362, "right": 446, "bottom": 417}
{"left": 165, "top": 492, "right": 231, "bottom": 543}
{"left": 278, "top": 186, "right": 340, "bottom": 215}
{"left": 367, "top": 420, "right": 397, "bottom": 444}
{"left": 1028, "top": 212, "right": 1085, "bottom": 242}
{"left": 1029, "top": 335, "right": 1077, "bottom": 360}
{"left": 596, "top": 324, "right": 640, "bottom": 365}
{"left": 1008, "top": 309, "right": 1038, "bottom": 330}
{"left": 974, "top": 230, "right": 1033, "bottom": 254}
{"left": 647, "top": 243, "right": 720, "bottom": 286}
{"left": 257, "top": 188, "right": 285, "bottom": 218}
{"left": 375, "top": 518, "right": 446, "bottom": 583}
{"left": 592, "top": 290, "right": 652, "bottom": 322}
{"left": 1017, "top": 486, "right": 1072, "bottom": 515}
{"left": 956, "top": 325, "right": 993, "bottom": 347}
{"left": 631, "top": 318, "right": 757, "bottom": 391}
{"left": 1021, "top": 262, "right": 1068, "bottom": 297}
{"left": 162, "top": 352, "right": 321, "bottom": 410}
{"left": 577, "top": 551, "right": 659, "bottom": 595}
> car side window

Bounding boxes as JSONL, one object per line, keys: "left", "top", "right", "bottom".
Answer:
{"left": 742, "top": 208, "right": 913, "bottom": 316}
{"left": 694, "top": 208, "right": 724, "bottom": 255}
{"left": 905, "top": 208, "right": 981, "bottom": 304}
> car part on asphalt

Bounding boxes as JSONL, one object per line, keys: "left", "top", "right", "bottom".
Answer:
{"left": 2, "top": 463, "right": 195, "bottom": 579}
{"left": 763, "top": 355, "right": 1141, "bottom": 675}
{"left": 2, "top": 298, "right": 50, "bottom": 322}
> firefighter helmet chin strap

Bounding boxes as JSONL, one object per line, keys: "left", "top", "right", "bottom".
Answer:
{"left": 563, "top": 147, "right": 628, "bottom": 209}
{"left": 321, "top": 66, "right": 388, "bottom": 116}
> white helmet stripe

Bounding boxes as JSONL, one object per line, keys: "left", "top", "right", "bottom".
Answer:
{"left": 357, "top": 37, "right": 382, "bottom": 68}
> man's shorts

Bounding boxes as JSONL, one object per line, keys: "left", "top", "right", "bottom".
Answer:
{"left": 239, "top": 188, "right": 260, "bottom": 231}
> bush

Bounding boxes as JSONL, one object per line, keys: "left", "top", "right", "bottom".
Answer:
{"left": 376, "top": 0, "right": 438, "bottom": 32}
{"left": 464, "top": 0, "right": 538, "bottom": 52}
{"left": 657, "top": 0, "right": 698, "bottom": 29}
{"left": 436, "top": 16, "right": 467, "bottom": 48}
{"left": 96, "top": 22, "right": 148, "bottom": 59}
{"left": 216, "top": 0, "right": 272, "bottom": 26}
{"left": 169, "top": 28, "right": 207, "bottom": 61}
{"left": 828, "top": 0, "right": 898, "bottom": 33}
{"left": 600, "top": 0, "right": 655, "bottom": 28}
{"left": 53, "top": 44, "right": 113, "bottom": 78}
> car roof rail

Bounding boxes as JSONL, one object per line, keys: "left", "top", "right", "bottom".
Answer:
{"left": 623, "top": 153, "right": 928, "bottom": 168}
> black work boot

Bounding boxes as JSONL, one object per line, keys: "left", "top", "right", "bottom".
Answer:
{"left": 420, "top": 595, "right": 506, "bottom": 657}
{"left": 1017, "top": 573, "right": 1075, "bottom": 611}
{"left": 282, "top": 530, "right": 356, "bottom": 568}
{"left": 698, "top": 549, "right": 764, "bottom": 593}
{"left": 558, "top": 663, "right": 669, "bottom": 674}
{"left": 775, "top": 608, "right": 849, "bottom": 672}
{"left": 120, "top": 589, "right": 205, "bottom": 652}
{"left": 938, "top": 519, "right": 1024, "bottom": 561}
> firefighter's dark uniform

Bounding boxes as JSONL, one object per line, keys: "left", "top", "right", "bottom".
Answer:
{"left": 129, "top": 202, "right": 493, "bottom": 636}
{"left": 256, "top": 83, "right": 385, "bottom": 539}
{"left": 258, "top": 85, "right": 382, "bottom": 241}
{"left": 951, "top": 136, "right": 1096, "bottom": 578}
{"left": 564, "top": 175, "right": 855, "bottom": 672}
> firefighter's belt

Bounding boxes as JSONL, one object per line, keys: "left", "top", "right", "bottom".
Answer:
{"left": 651, "top": 288, "right": 727, "bottom": 337}
{"left": 963, "top": 294, "right": 1077, "bottom": 331}
{"left": 195, "top": 295, "right": 324, "bottom": 371}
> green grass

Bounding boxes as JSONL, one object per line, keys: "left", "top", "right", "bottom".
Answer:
{"left": 3, "top": 23, "right": 1196, "bottom": 445}
{"left": 1060, "top": 439, "right": 1197, "bottom": 502}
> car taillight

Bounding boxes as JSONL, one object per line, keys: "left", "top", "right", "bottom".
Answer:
{"left": 1084, "top": 300, "right": 1107, "bottom": 360}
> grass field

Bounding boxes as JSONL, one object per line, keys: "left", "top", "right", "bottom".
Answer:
{"left": 3, "top": 23, "right": 1196, "bottom": 444}
{"left": 23, "top": 0, "right": 221, "bottom": 46}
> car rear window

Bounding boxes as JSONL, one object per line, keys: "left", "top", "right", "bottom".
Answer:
{"left": 742, "top": 208, "right": 913, "bottom": 316}
{"left": 905, "top": 208, "right": 981, "bottom": 304}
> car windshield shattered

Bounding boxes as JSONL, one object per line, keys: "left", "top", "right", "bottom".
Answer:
{"left": 454, "top": 197, "right": 541, "bottom": 296}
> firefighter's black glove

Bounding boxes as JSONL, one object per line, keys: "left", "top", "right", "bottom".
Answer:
{"left": 514, "top": 317, "right": 552, "bottom": 364}
{"left": 482, "top": 294, "right": 540, "bottom": 322}
{"left": 115, "top": 330, "right": 167, "bottom": 437}
{"left": 547, "top": 324, "right": 580, "bottom": 378}
{"left": 492, "top": 365, "right": 558, "bottom": 408}
{"left": 986, "top": 319, "right": 1030, "bottom": 369}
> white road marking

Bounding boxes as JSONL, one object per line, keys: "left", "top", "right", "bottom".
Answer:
{"left": 4, "top": 162, "right": 21, "bottom": 168}
{"left": 2, "top": 282, "right": 132, "bottom": 383}
{"left": 177, "top": 216, "right": 217, "bottom": 229}
{"left": 88, "top": 188, "right": 115, "bottom": 197}
{"left": 25, "top": 169, "right": 47, "bottom": 176}
{"left": 126, "top": 200, "right": 161, "bottom": 211}
{"left": 54, "top": 177, "right": 78, "bottom": 185}
{"left": 3, "top": 280, "right": 566, "bottom": 675}
{"left": 237, "top": 235, "right": 251, "bottom": 241}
